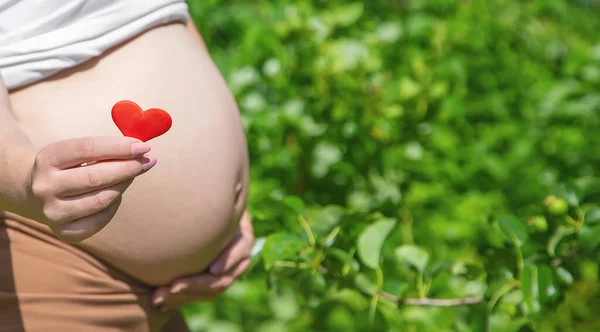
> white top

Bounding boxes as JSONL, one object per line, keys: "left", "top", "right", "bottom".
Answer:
{"left": 0, "top": 0, "right": 189, "bottom": 90}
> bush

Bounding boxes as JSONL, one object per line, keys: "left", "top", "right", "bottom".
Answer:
{"left": 184, "top": 0, "right": 600, "bottom": 331}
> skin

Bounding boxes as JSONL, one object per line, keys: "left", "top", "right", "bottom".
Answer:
{"left": 0, "top": 15, "right": 253, "bottom": 310}
{"left": 153, "top": 209, "right": 255, "bottom": 310}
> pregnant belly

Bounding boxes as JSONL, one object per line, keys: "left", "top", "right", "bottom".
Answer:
{"left": 7, "top": 23, "right": 249, "bottom": 286}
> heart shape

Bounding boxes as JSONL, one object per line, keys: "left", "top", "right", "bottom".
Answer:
{"left": 111, "top": 100, "right": 172, "bottom": 142}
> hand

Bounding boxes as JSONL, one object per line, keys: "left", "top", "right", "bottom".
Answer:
{"left": 26, "top": 136, "right": 157, "bottom": 243}
{"left": 152, "top": 209, "right": 255, "bottom": 311}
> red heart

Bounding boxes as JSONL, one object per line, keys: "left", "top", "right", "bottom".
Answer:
{"left": 111, "top": 100, "right": 172, "bottom": 142}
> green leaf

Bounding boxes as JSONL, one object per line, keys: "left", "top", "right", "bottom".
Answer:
{"left": 325, "top": 289, "right": 368, "bottom": 312}
{"left": 547, "top": 225, "right": 577, "bottom": 257}
{"left": 490, "top": 314, "right": 528, "bottom": 332}
{"left": 554, "top": 183, "right": 581, "bottom": 206}
{"left": 382, "top": 280, "right": 409, "bottom": 299}
{"left": 574, "top": 177, "right": 600, "bottom": 199}
{"left": 520, "top": 265, "right": 541, "bottom": 315}
{"left": 452, "top": 262, "right": 485, "bottom": 280}
{"left": 261, "top": 233, "right": 307, "bottom": 270}
{"left": 538, "top": 264, "right": 558, "bottom": 304}
{"left": 554, "top": 266, "right": 574, "bottom": 285}
{"left": 578, "top": 224, "right": 600, "bottom": 251}
{"left": 424, "top": 260, "right": 454, "bottom": 278}
{"left": 354, "top": 273, "right": 378, "bottom": 296}
{"left": 469, "top": 302, "right": 490, "bottom": 332}
{"left": 376, "top": 21, "right": 403, "bottom": 44}
{"left": 356, "top": 218, "right": 397, "bottom": 269}
{"left": 308, "top": 205, "right": 345, "bottom": 236}
{"left": 356, "top": 307, "right": 389, "bottom": 332}
{"left": 520, "top": 264, "right": 557, "bottom": 315}
{"left": 282, "top": 196, "right": 304, "bottom": 214}
{"left": 324, "top": 306, "right": 355, "bottom": 331}
{"left": 395, "top": 245, "right": 430, "bottom": 273}
{"left": 398, "top": 76, "right": 422, "bottom": 100}
{"left": 329, "top": 248, "right": 360, "bottom": 274}
{"left": 254, "top": 320, "right": 288, "bottom": 332}
{"left": 206, "top": 321, "right": 243, "bottom": 332}
{"left": 497, "top": 215, "right": 529, "bottom": 245}
{"left": 321, "top": 2, "right": 364, "bottom": 28}
{"left": 269, "top": 287, "right": 300, "bottom": 321}
{"left": 584, "top": 207, "right": 600, "bottom": 225}
{"left": 312, "top": 141, "right": 343, "bottom": 178}
{"left": 405, "top": 13, "right": 434, "bottom": 39}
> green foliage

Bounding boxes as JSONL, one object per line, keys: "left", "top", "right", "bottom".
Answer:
{"left": 184, "top": 0, "right": 600, "bottom": 330}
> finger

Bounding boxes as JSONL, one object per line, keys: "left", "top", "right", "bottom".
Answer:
{"left": 158, "top": 260, "right": 253, "bottom": 311}
{"left": 230, "top": 257, "right": 252, "bottom": 279}
{"left": 152, "top": 286, "right": 171, "bottom": 307}
{"left": 169, "top": 273, "right": 229, "bottom": 295}
{"left": 240, "top": 209, "right": 253, "bottom": 232}
{"left": 208, "top": 229, "right": 243, "bottom": 275}
{"left": 239, "top": 210, "right": 255, "bottom": 242}
{"left": 206, "top": 258, "right": 251, "bottom": 293}
{"left": 51, "top": 196, "right": 122, "bottom": 243}
{"left": 46, "top": 136, "right": 151, "bottom": 169}
{"left": 55, "top": 155, "right": 156, "bottom": 196}
{"left": 210, "top": 237, "right": 252, "bottom": 275}
{"left": 160, "top": 276, "right": 230, "bottom": 310}
{"left": 48, "top": 179, "right": 134, "bottom": 225}
{"left": 174, "top": 258, "right": 251, "bottom": 296}
{"left": 153, "top": 282, "right": 213, "bottom": 309}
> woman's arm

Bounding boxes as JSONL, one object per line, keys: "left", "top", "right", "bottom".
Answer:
{"left": 0, "top": 79, "right": 37, "bottom": 215}
{"left": 0, "top": 77, "right": 158, "bottom": 243}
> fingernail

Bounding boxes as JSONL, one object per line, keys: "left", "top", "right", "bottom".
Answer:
{"left": 131, "top": 143, "right": 151, "bottom": 155}
{"left": 141, "top": 156, "right": 158, "bottom": 171}
{"left": 153, "top": 296, "right": 165, "bottom": 306}
{"left": 210, "top": 262, "right": 224, "bottom": 274}
{"left": 171, "top": 283, "right": 186, "bottom": 293}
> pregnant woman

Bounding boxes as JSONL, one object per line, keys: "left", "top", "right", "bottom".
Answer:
{"left": 0, "top": 1, "right": 254, "bottom": 331}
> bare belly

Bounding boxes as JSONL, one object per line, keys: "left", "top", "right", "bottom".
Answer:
{"left": 7, "top": 23, "right": 249, "bottom": 286}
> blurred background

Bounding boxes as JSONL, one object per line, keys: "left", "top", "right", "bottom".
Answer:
{"left": 183, "top": 0, "right": 600, "bottom": 331}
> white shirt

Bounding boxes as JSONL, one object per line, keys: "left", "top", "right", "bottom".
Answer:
{"left": 0, "top": 0, "right": 189, "bottom": 90}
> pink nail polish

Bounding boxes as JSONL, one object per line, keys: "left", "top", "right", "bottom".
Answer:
{"left": 153, "top": 296, "right": 165, "bottom": 306}
{"left": 171, "top": 283, "right": 186, "bottom": 293}
{"left": 131, "top": 142, "right": 151, "bottom": 154}
{"left": 210, "top": 262, "right": 224, "bottom": 275}
{"left": 141, "top": 156, "right": 157, "bottom": 171}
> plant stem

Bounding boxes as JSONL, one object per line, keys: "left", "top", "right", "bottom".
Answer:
{"left": 298, "top": 215, "right": 315, "bottom": 246}
{"left": 512, "top": 234, "right": 524, "bottom": 277}
{"left": 376, "top": 266, "right": 384, "bottom": 288}
{"left": 273, "top": 260, "right": 309, "bottom": 269}
{"left": 341, "top": 247, "right": 356, "bottom": 276}
{"left": 325, "top": 226, "right": 340, "bottom": 247}
{"left": 314, "top": 263, "right": 484, "bottom": 308}
{"left": 368, "top": 291, "right": 379, "bottom": 330}
{"left": 400, "top": 208, "right": 414, "bottom": 245}
{"left": 417, "top": 273, "right": 425, "bottom": 298}
{"left": 378, "top": 291, "right": 483, "bottom": 306}
{"left": 487, "top": 281, "right": 516, "bottom": 311}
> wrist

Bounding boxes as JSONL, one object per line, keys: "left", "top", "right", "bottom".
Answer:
{"left": 0, "top": 143, "right": 37, "bottom": 215}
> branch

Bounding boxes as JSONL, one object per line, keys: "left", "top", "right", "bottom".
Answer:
{"left": 380, "top": 291, "right": 483, "bottom": 307}
{"left": 317, "top": 265, "right": 484, "bottom": 307}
